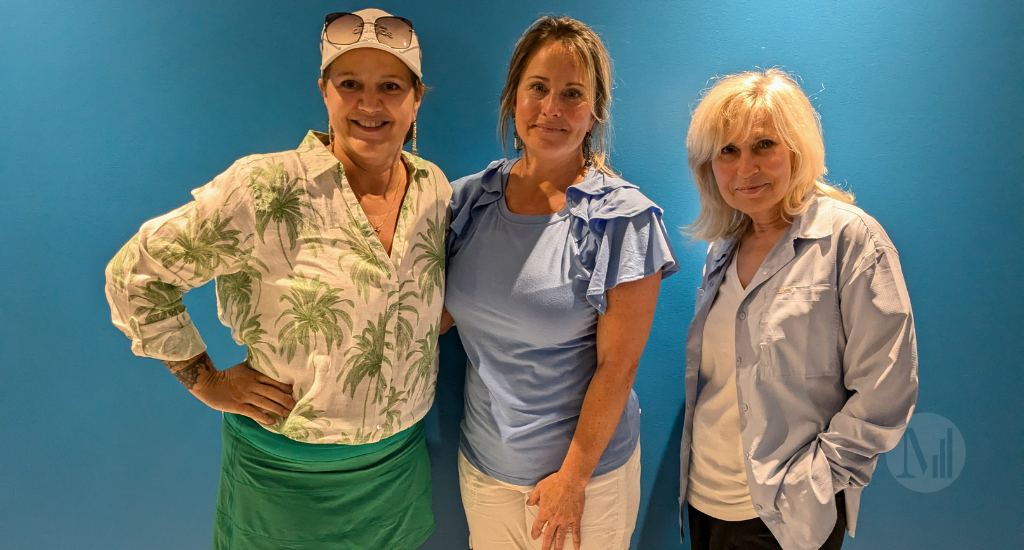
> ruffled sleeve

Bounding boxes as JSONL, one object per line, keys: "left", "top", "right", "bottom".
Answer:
{"left": 567, "top": 174, "right": 680, "bottom": 314}
{"left": 447, "top": 159, "right": 510, "bottom": 260}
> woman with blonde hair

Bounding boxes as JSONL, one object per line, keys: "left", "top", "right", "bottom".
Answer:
{"left": 443, "top": 16, "right": 678, "bottom": 550}
{"left": 679, "top": 68, "right": 918, "bottom": 550}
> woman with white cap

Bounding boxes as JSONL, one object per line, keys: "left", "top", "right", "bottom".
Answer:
{"left": 104, "top": 8, "right": 450, "bottom": 549}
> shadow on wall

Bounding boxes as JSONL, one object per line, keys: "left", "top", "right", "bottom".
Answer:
{"left": 637, "top": 404, "right": 687, "bottom": 548}
{"left": 422, "top": 329, "right": 471, "bottom": 549}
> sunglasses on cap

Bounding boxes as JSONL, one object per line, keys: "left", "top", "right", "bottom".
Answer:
{"left": 323, "top": 12, "right": 415, "bottom": 50}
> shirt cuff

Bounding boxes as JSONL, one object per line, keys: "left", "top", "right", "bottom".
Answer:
{"left": 129, "top": 313, "right": 208, "bottom": 361}
{"left": 832, "top": 469, "right": 849, "bottom": 493}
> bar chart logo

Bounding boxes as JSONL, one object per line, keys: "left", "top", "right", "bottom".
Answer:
{"left": 885, "top": 412, "right": 965, "bottom": 493}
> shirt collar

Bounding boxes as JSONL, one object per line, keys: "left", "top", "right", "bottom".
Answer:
{"left": 297, "top": 131, "right": 342, "bottom": 180}
{"left": 790, "top": 194, "right": 834, "bottom": 240}
{"left": 707, "top": 195, "right": 833, "bottom": 273}
{"left": 708, "top": 238, "right": 737, "bottom": 274}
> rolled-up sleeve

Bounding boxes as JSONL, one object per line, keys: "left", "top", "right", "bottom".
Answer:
{"left": 819, "top": 244, "right": 919, "bottom": 490}
{"left": 104, "top": 164, "right": 252, "bottom": 361}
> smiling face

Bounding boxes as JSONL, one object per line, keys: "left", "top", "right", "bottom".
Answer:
{"left": 710, "top": 122, "right": 795, "bottom": 222}
{"left": 319, "top": 48, "right": 421, "bottom": 170}
{"left": 513, "top": 41, "right": 595, "bottom": 165}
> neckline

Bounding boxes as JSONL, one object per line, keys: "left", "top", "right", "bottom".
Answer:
{"left": 497, "top": 160, "right": 571, "bottom": 226}
{"left": 726, "top": 253, "right": 745, "bottom": 293}
{"left": 334, "top": 154, "right": 418, "bottom": 269}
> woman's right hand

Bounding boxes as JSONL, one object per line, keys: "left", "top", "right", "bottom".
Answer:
{"left": 191, "top": 360, "right": 296, "bottom": 425}
{"left": 164, "top": 352, "right": 295, "bottom": 425}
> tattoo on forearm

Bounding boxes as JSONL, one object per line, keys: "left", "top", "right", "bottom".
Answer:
{"left": 163, "top": 352, "right": 214, "bottom": 390}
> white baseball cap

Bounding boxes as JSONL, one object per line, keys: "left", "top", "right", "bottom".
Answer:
{"left": 320, "top": 8, "right": 422, "bottom": 79}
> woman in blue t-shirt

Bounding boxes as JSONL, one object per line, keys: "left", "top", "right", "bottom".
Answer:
{"left": 443, "top": 16, "right": 679, "bottom": 550}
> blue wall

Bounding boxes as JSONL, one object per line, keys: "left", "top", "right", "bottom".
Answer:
{"left": 1, "top": 0, "right": 1021, "bottom": 548}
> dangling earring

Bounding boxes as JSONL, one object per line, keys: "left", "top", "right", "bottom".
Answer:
{"left": 412, "top": 120, "right": 418, "bottom": 156}
{"left": 582, "top": 131, "right": 593, "bottom": 166}
{"left": 514, "top": 131, "right": 522, "bottom": 152}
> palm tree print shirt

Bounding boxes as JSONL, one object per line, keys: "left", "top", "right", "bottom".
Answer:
{"left": 105, "top": 131, "right": 452, "bottom": 444}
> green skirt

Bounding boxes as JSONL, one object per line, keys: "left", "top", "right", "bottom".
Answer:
{"left": 213, "top": 413, "right": 434, "bottom": 550}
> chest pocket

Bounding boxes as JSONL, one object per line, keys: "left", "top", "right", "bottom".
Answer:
{"left": 760, "top": 284, "right": 839, "bottom": 378}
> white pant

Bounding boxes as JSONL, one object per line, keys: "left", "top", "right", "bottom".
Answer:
{"left": 458, "top": 445, "right": 641, "bottom": 550}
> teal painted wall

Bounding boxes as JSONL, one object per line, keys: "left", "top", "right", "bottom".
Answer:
{"left": 1, "top": 1, "right": 1021, "bottom": 548}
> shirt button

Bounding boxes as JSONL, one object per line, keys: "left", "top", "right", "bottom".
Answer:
{"left": 738, "top": 312, "right": 746, "bottom": 320}
{"left": 755, "top": 504, "right": 763, "bottom": 512}
{"left": 376, "top": 424, "right": 383, "bottom": 430}
{"left": 388, "top": 303, "right": 398, "bottom": 313}
{"left": 736, "top": 357, "right": 742, "bottom": 366}
{"left": 761, "top": 269, "right": 768, "bottom": 275}
{"left": 741, "top": 403, "right": 749, "bottom": 412}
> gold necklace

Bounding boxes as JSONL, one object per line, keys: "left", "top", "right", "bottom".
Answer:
{"left": 332, "top": 141, "right": 405, "bottom": 235}
{"left": 362, "top": 162, "right": 404, "bottom": 235}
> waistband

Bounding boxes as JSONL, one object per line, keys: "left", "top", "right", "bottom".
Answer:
{"left": 224, "top": 412, "right": 422, "bottom": 463}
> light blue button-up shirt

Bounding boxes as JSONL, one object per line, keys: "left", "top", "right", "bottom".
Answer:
{"left": 680, "top": 196, "right": 919, "bottom": 550}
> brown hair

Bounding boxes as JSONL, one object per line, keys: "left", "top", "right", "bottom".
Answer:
{"left": 498, "top": 16, "right": 616, "bottom": 175}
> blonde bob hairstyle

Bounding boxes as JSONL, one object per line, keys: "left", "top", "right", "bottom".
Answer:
{"left": 685, "top": 68, "right": 853, "bottom": 242}
{"left": 498, "top": 16, "right": 616, "bottom": 176}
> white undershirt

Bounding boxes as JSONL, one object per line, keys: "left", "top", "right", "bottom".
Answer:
{"left": 687, "top": 254, "right": 759, "bottom": 521}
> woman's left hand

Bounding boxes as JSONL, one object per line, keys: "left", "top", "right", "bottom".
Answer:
{"left": 528, "top": 470, "right": 588, "bottom": 550}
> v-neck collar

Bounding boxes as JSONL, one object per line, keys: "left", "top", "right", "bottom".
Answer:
{"left": 726, "top": 252, "right": 745, "bottom": 293}
{"left": 330, "top": 152, "right": 422, "bottom": 272}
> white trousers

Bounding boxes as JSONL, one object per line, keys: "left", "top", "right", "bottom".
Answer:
{"left": 458, "top": 445, "right": 641, "bottom": 550}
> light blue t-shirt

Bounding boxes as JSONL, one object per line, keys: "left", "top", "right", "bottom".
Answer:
{"left": 445, "top": 159, "right": 679, "bottom": 485}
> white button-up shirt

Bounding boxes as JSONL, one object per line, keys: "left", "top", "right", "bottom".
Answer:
{"left": 105, "top": 131, "right": 452, "bottom": 444}
{"left": 681, "top": 196, "right": 919, "bottom": 550}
